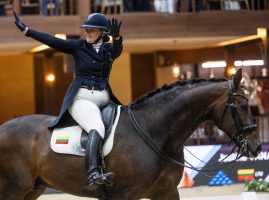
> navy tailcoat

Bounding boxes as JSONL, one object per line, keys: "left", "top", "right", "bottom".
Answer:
{"left": 25, "top": 28, "right": 123, "bottom": 129}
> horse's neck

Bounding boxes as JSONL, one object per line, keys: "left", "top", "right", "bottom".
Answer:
{"left": 132, "top": 82, "right": 227, "bottom": 153}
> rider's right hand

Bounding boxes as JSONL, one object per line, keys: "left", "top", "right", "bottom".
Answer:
{"left": 13, "top": 11, "right": 27, "bottom": 32}
{"left": 108, "top": 17, "right": 122, "bottom": 39}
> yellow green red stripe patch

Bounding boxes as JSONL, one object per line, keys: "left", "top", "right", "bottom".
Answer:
{"left": 56, "top": 136, "right": 69, "bottom": 144}
{"left": 237, "top": 169, "right": 254, "bottom": 181}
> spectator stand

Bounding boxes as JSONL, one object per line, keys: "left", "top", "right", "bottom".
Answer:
{"left": 20, "top": 0, "right": 40, "bottom": 15}
{"left": 0, "top": 0, "right": 14, "bottom": 15}
{"left": 90, "top": 0, "right": 123, "bottom": 14}
{"left": 41, "top": 0, "right": 61, "bottom": 16}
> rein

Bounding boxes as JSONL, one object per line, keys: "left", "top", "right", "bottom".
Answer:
{"left": 127, "top": 104, "right": 243, "bottom": 175}
{"left": 127, "top": 104, "right": 211, "bottom": 176}
{"left": 127, "top": 76, "right": 257, "bottom": 175}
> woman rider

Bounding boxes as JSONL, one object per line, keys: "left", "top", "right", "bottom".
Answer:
{"left": 13, "top": 11, "right": 123, "bottom": 188}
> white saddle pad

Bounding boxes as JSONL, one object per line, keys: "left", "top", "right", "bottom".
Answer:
{"left": 50, "top": 105, "right": 121, "bottom": 157}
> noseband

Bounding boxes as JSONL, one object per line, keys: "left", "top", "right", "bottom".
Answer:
{"left": 220, "top": 77, "right": 257, "bottom": 154}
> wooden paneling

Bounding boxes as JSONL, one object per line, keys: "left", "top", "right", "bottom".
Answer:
{"left": 0, "top": 15, "right": 81, "bottom": 44}
{"left": 1, "top": 11, "right": 269, "bottom": 43}
{"left": 131, "top": 53, "right": 155, "bottom": 100}
{"left": 115, "top": 11, "right": 269, "bottom": 39}
{"left": 159, "top": 43, "right": 262, "bottom": 64}
{"left": 33, "top": 52, "right": 73, "bottom": 115}
{"left": 0, "top": 54, "right": 35, "bottom": 124}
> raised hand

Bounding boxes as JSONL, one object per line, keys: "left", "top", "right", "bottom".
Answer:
{"left": 108, "top": 17, "right": 122, "bottom": 38}
{"left": 13, "top": 11, "right": 27, "bottom": 32}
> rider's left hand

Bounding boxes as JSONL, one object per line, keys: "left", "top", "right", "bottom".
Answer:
{"left": 108, "top": 17, "right": 122, "bottom": 39}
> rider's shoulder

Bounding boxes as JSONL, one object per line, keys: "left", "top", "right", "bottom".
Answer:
{"left": 69, "top": 39, "right": 85, "bottom": 47}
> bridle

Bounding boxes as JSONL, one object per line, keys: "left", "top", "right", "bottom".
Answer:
{"left": 127, "top": 76, "right": 258, "bottom": 173}
{"left": 220, "top": 76, "right": 257, "bottom": 156}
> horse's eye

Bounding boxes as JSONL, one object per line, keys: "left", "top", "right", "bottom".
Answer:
{"left": 240, "top": 104, "right": 249, "bottom": 112}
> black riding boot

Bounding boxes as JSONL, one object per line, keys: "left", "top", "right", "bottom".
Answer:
{"left": 85, "top": 129, "right": 114, "bottom": 187}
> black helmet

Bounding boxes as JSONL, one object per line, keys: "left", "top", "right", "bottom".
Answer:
{"left": 80, "top": 13, "right": 109, "bottom": 31}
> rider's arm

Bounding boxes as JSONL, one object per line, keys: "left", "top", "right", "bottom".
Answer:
{"left": 25, "top": 28, "right": 78, "bottom": 54}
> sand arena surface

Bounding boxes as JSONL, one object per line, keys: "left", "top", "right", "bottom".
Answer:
{"left": 39, "top": 184, "right": 269, "bottom": 200}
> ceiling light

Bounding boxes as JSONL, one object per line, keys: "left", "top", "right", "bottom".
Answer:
{"left": 202, "top": 61, "right": 227, "bottom": 68}
{"left": 234, "top": 60, "right": 264, "bottom": 67}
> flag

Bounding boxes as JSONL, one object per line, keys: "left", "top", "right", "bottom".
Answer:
{"left": 56, "top": 136, "right": 69, "bottom": 144}
{"left": 237, "top": 169, "right": 254, "bottom": 181}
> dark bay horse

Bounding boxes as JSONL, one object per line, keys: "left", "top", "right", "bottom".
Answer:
{"left": 0, "top": 69, "right": 261, "bottom": 200}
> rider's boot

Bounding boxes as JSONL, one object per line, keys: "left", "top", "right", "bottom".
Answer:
{"left": 85, "top": 129, "right": 114, "bottom": 187}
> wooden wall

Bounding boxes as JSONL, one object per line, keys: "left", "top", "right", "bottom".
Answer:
{"left": 0, "top": 54, "right": 35, "bottom": 124}
{"left": 131, "top": 53, "right": 155, "bottom": 100}
{"left": 1, "top": 11, "right": 269, "bottom": 44}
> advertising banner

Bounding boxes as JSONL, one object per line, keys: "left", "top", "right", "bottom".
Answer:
{"left": 180, "top": 143, "right": 269, "bottom": 187}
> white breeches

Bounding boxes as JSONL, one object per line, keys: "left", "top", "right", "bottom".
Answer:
{"left": 68, "top": 88, "right": 110, "bottom": 139}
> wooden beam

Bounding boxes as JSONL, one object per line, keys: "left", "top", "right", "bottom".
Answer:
{"left": 77, "top": 0, "right": 90, "bottom": 18}
{"left": 224, "top": 46, "right": 236, "bottom": 77}
{"left": 257, "top": 28, "right": 269, "bottom": 73}
{"left": 264, "top": 29, "right": 268, "bottom": 70}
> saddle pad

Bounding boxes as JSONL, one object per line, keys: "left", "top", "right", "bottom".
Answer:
{"left": 50, "top": 105, "right": 121, "bottom": 157}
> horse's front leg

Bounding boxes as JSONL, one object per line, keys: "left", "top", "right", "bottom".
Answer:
{"left": 23, "top": 186, "right": 47, "bottom": 200}
{"left": 147, "top": 166, "right": 183, "bottom": 200}
{"left": 0, "top": 181, "right": 32, "bottom": 200}
{"left": 0, "top": 163, "right": 36, "bottom": 200}
{"left": 149, "top": 188, "right": 180, "bottom": 200}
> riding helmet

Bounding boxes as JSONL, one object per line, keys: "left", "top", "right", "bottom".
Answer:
{"left": 80, "top": 13, "right": 109, "bottom": 31}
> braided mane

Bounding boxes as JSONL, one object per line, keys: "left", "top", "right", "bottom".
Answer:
{"left": 132, "top": 78, "right": 227, "bottom": 105}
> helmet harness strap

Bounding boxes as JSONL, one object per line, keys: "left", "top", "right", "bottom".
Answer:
{"left": 93, "top": 32, "right": 103, "bottom": 44}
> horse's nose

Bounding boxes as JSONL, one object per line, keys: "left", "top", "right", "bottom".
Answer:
{"left": 247, "top": 138, "right": 261, "bottom": 157}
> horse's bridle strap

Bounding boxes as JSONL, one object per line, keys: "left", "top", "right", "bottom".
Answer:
{"left": 127, "top": 105, "right": 226, "bottom": 175}
{"left": 221, "top": 79, "right": 257, "bottom": 138}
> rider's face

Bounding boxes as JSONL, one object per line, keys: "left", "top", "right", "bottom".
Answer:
{"left": 84, "top": 28, "right": 102, "bottom": 43}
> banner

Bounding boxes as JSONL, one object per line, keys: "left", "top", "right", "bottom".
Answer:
{"left": 180, "top": 143, "right": 269, "bottom": 187}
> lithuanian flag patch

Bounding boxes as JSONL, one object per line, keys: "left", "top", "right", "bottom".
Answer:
{"left": 237, "top": 169, "right": 254, "bottom": 181}
{"left": 55, "top": 136, "right": 69, "bottom": 144}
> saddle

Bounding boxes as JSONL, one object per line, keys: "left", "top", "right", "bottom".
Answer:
{"left": 80, "top": 101, "right": 118, "bottom": 149}
{"left": 50, "top": 101, "right": 121, "bottom": 157}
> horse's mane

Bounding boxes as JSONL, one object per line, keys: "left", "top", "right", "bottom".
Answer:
{"left": 132, "top": 78, "right": 227, "bottom": 105}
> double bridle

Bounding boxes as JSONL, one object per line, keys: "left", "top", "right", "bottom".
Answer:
{"left": 127, "top": 76, "right": 257, "bottom": 173}
{"left": 220, "top": 77, "right": 257, "bottom": 156}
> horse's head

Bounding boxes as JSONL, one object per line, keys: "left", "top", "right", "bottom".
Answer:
{"left": 212, "top": 69, "right": 261, "bottom": 158}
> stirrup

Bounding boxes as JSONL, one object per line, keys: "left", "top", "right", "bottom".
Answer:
{"left": 102, "top": 172, "right": 115, "bottom": 186}
{"left": 87, "top": 171, "right": 115, "bottom": 186}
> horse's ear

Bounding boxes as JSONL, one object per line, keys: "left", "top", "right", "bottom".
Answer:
{"left": 233, "top": 68, "right": 242, "bottom": 88}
